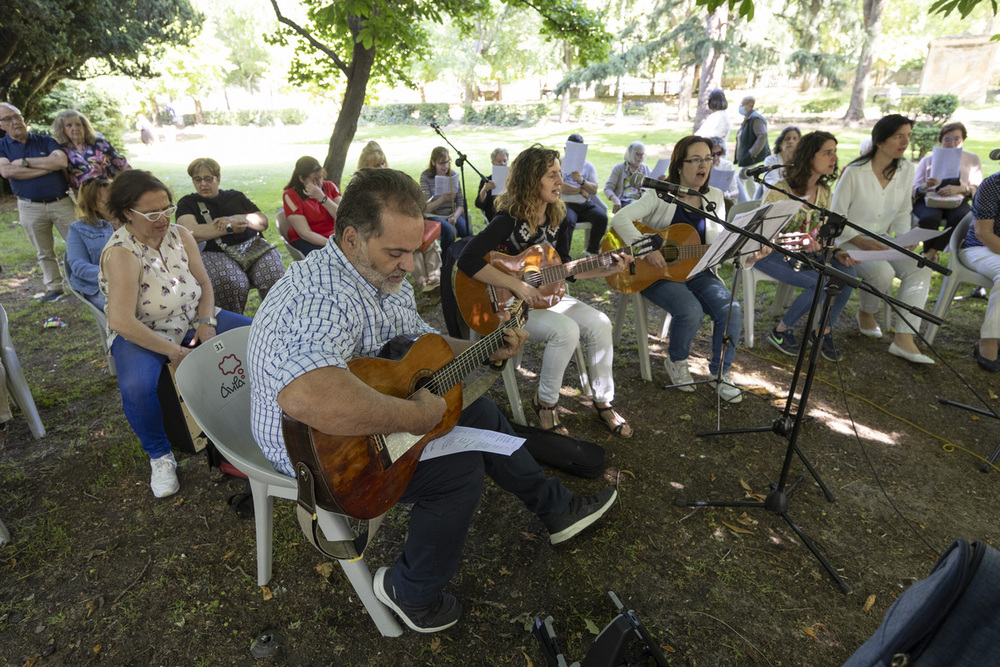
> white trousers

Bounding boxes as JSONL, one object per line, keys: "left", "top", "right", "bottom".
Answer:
{"left": 522, "top": 295, "right": 615, "bottom": 405}
{"left": 960, "top": 246, "right": 1000, "bottom": 339}
{"left": 842, "top": 241, "right": 932, "bottom": 336}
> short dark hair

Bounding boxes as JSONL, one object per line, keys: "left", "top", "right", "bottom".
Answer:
{"left": 708, "top": 89, "right": 728, "bottom": 111}
{"left": 106, "top": 170, "right": 172, "bottom": 225}
{"left": 567, "top": 133, "right": 584, "bottom": 143}
{"left": 334, "top": 169, "right": 426, "bottom": 245}
{"left": 774, "top": 126, "right": 801, "bottom": 155}
{"left": 938, "top": 122, "right": 967, "bottom": 142}
{"left": 667, "top": 136, "right": 714, "bottom": 194}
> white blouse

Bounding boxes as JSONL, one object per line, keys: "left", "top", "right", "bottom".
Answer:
{"left": 610, "top": 186, "right": 726, "bottom": 245}
{"left": 831, "top": 159, "right": 915, "bottom": 244}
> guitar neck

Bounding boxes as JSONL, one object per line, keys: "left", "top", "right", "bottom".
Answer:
{"left": 672, "top": 244, "right": 711, "bottom": 259}
{"left": 535, "top": 245, "right": 641, "bottom": 284}
{"left": 428, "top": 318, "right": 518, "bottom": 396}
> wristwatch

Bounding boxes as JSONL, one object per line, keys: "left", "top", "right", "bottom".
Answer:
{"left": 20, "top": 157, "right": 29, "bottom": 167}
{"left": 320, "top": 195, "right": 329, "bottom": 204}
{"left": 198, "top": 316, "right": 218, "bottom": 327}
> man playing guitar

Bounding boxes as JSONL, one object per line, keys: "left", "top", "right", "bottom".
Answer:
{"left": 247, "top": 168, "right": 617, "bottom": 634}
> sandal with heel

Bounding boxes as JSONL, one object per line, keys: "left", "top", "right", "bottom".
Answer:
{"left": 532, "top": 394, "right": 569, "bottom": 436}
{"left": 592, "top": 403, "right": 633, "bottom": 439}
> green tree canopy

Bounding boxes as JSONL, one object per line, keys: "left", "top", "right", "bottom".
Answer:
{"left": 268, "top": 0, "right": 609, "bottom": 182}
{"left": 0, "top": 0, "right": 202, "bottom": 120}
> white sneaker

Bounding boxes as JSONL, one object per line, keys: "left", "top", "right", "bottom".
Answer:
{"left": 709, "top": 374, "right": 742, "bottom": 403}
{"left": 664, "top": 358, "right": 696, "bottom": 392}
{"left": 150, "top": 453, "right": 180, "bottom": 498}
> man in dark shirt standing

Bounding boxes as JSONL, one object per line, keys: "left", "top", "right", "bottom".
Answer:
{"left": 0, "top": 103, "right": 76, "bottom": 302}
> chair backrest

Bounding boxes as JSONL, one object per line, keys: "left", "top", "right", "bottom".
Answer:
{"left": 275, "top": 208, "right": 290, "bottom": 242}
{"left": 950, "top": 212, "right": 975, "bottom": 267}
{"left": 727, "top": 199, "right": 761, "bottom": 223}
{"left": 174, "top": 326, "right": 289, "bottom": 485}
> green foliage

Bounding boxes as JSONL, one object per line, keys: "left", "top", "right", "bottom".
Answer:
{"left": 922, "top": 94, "right": 959, "bottom": 124}
{"left": 216, "top": 8, "right": 272, "bottom": 93}
{"left": 462, "top": 103, "right": 551, "bottom": 126}
{"left": 930, "top": 0, "right": 998, "bottom": 19}
{"left": 786, "top": 50, "right": 848, "bottom": 89}
{"left": 193, "top": 109, "right": 308, "bottom": 127}
{"left": 896, "top": 95, "right": 928, "bottom": 118}
{"left": 34, "top": 81, "right": 130, "bottom": 151}
{"left": 910, "top": 123, "right": 939, "bottom": 160}
{"left": 801, "top": 95, "right": 844, "bottom": 114}
{"left": 360, "top": 103, "right": 450, "bottom": 125}
{"left": 0, "top": 0, "right": 203, "bottom": 119}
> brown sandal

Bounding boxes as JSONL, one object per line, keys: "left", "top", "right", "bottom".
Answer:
{"left": 592, "top": 403, "right": 633, "bottom": 439}
{"left": 532, "top": 394, "right": 569, "bottom": 436}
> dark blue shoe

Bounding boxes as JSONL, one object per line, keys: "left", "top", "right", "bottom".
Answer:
{"left": 767, "top": 328, "right": 799, "bottom": 356}
{"left": 810, "top": 331, "right": 843, "bottom": 362}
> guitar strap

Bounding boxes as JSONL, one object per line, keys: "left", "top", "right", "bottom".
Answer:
{"left": 293, "top": 462, "right": 384, "bottom": 561}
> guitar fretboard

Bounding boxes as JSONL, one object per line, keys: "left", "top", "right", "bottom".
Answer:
{"left": 528, "top": 247, "right": 638, "bottom": 287}
{"left": 427, "top": 310, "right": 524, "bottom": 396}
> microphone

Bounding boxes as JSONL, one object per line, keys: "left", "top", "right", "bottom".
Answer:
{"left": 628, "top": 172, "right": 703, "bottom": 198}
{"left": 738, "top": 163, "right": 789, "bottom": 179}
{"left": 990, "top": 148, "right": 1000, "bottom": 160}
{"left": 428, "top": 121, "right": 440, "bottom": 129}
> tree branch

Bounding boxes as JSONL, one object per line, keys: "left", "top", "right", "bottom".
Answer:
{"left": 269, "top": 0, "right": 349, "bottom": 76}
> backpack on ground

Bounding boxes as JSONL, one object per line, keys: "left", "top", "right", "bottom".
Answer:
{"left": 844, "top": 538, "right": 1000, "bottom": 666}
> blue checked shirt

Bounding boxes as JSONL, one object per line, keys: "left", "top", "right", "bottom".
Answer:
{"left": 963, "top": 172, "right": 1000, "bottom": 250}
{"left": 247, "top": 241, "right": 436, "bottom": 476}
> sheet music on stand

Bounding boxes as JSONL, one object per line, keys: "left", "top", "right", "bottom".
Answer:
{"left": 687, "top": 199, "right": 802, "bottom": 278}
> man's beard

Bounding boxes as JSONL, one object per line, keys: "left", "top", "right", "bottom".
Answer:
{"left": 355, "top": 240, "right": 406, "bottom": 295}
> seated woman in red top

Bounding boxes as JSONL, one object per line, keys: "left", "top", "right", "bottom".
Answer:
{"left": 282, "top": 156, "right": 342, "bottom": 256}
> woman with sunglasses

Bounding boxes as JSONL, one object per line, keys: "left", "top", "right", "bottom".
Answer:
{"left": 611, "top": 135, "right": 743, "bottom": 403}
{"left": 99, "top": 170, "right": 251, "bottom": 499}
{"left": 176, "top": 157, "right": 284, "bottom": 314}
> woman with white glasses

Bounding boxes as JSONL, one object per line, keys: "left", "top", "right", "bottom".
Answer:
{"left": 99, "top": 170, "right": 251, "bottom": 499}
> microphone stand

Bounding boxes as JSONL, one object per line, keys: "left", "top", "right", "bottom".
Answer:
{"left": 428, "top": 123, "right": 485, "bottom": 232}
{"left": 664, "top": 176, "right": 946, "bottom": 594}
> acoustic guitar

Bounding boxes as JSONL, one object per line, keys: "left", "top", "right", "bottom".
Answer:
{"left": 455, "top": 235, "right": 662, "bottom": 336}
{"left": 602, "top": 222, "right": 709, "bottom": 293}
{"left": 282, "top": 301, "right": 528, "bottom": 520}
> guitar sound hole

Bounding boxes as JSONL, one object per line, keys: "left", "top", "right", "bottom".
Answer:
{"left": 523, "top": 272, "right": 543, "bottom": 288}
{"left": 661, "top": 244, "right": 679, "bottom": 263}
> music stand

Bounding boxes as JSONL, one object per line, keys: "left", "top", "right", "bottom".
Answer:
{"left": 429, "top": 123, "right": 485, "bottom": 232}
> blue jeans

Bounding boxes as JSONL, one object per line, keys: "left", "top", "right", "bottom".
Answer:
{"left": 754, "top": 252, "right": 857, "bottom": 330}
{"left": 431, "top": 215, "right": 470, "bottom": 259}
{"left": 391, "top": 397, "right": 571, "bottom": 606}
{"left": 111, "top": 310, "right": 252, "bottom": 459}
{"left": 642, "top": 272, "right": 742, "bottom": 375}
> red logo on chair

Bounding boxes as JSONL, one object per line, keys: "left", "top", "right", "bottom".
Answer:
{"left": 219, "top": 354, "right": 245, "bottom": 380}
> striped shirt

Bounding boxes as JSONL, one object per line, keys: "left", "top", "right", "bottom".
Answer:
{"left": 962, "top": 172, "right": 1000, "bottom": 250}
{"left": 247, "top": 241, "right": 435, "bottom": 476}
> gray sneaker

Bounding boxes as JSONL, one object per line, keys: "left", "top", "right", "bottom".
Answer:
{"left": 664, "top": 358, "right": 696, "bottom": 392}
{"left": 547, "top": 487, "right": 617, "bottom": 545}
{"left": 373, "top": 567, "right": 462, "bottom": 633}
{"left": 709, "top": 373, "right": 742, "bottom": 403}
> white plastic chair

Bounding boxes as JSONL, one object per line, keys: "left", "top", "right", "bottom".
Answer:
{"left": 64, "top": 259, "right": 116, "bottom": 376}
{"left": 739, "top": 267, "right": 797, "bottom": 348}
{"left": 174, "top": 326, "right": 402, "bottom": 637}
{"left": 275, "top": 209, "right": 307, "bottom": 262}
{"left": 612, "top": 292, "right": 671, "bottom": 382}
{"left": 925, "top": 213, "right": 992, "bottom": 345}
{"left": 0, "top": 304, "right": 45, "bottom": 439}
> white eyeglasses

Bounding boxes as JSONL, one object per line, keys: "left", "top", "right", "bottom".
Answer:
{"left": 129, "top": 206, "right": 178, "bottom": 222}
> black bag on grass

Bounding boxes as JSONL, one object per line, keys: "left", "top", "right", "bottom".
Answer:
{"left": 512, "top": 423, "right": 605, "bottom": 479}
{"left": 204, "top": 440, "right": 254, "bottom": 518}
{"left": 843, "top": 539, "right": 1000, "bottom": 666}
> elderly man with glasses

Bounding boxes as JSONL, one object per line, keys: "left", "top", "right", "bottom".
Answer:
{"left": 0, "top": 103, "right": 77, "bottom": 302}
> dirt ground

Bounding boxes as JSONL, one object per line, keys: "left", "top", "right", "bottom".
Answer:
{"left": 2, "top": 195, "right": 1000, "bottom": 666}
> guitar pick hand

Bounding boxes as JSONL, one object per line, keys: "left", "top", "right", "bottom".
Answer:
{"left": 407, "top": 389, "right": 447, "bottom": 435}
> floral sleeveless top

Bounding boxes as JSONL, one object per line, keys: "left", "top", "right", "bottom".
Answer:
{"left": 98, "top": 224, "right": 202, "bottom": 347}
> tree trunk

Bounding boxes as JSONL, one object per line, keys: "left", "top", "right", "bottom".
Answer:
{"left": 615, "top": 74, "right": 623, "bottom": 119}
{"left": 676, "top": 64, "right": 695, "bottom": 124}
{"left": 693, "top": 6, "right": 728, "bottom": 129}
{"left": 323, "top": 33, "right": 376, "bottom": 183}
{"left": 844, "top": 0, "right": 886, "bottom": 124}
{"left": 193, "top": 99, "right": 203, "bottom": 124}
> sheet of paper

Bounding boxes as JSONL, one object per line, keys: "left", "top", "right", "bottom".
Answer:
{"left": 649, "top": 159, "right": 670, "bottom": 179}
{"left": 419, "top": 426, "right": 525, "bottom": 461}
{"left": 434, "top": 174, "right": 457, "bottom": 197}
{"left": 491, "top": 165, "right": 509, "bottom": 195}
{"left": 562, "top": 141, "right": 588, "bottom": 174}
{"left": 929, "top": 146, "right": 962, "bottom": 182}
{"left": 687, "top": 199, "right": 803, "bottom": 278}
{"left": 843, "top": 227, "right": 949, "bottom": 263}
{"left": 710, "top": 169, "right": 735, "bottom": 192}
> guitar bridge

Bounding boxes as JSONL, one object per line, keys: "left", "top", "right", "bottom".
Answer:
{"left": 486, "top": 284, "right": 501, "bottom": 313}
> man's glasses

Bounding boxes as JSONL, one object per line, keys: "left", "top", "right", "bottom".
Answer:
{"left": 192, "top": 176, "right": 217, "bottom": 184}
{"left": 129, "top": 206, "right": 178, "bottom": 222}
{"left": 683, "top": 157, "right": 714, "bottom": 166}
